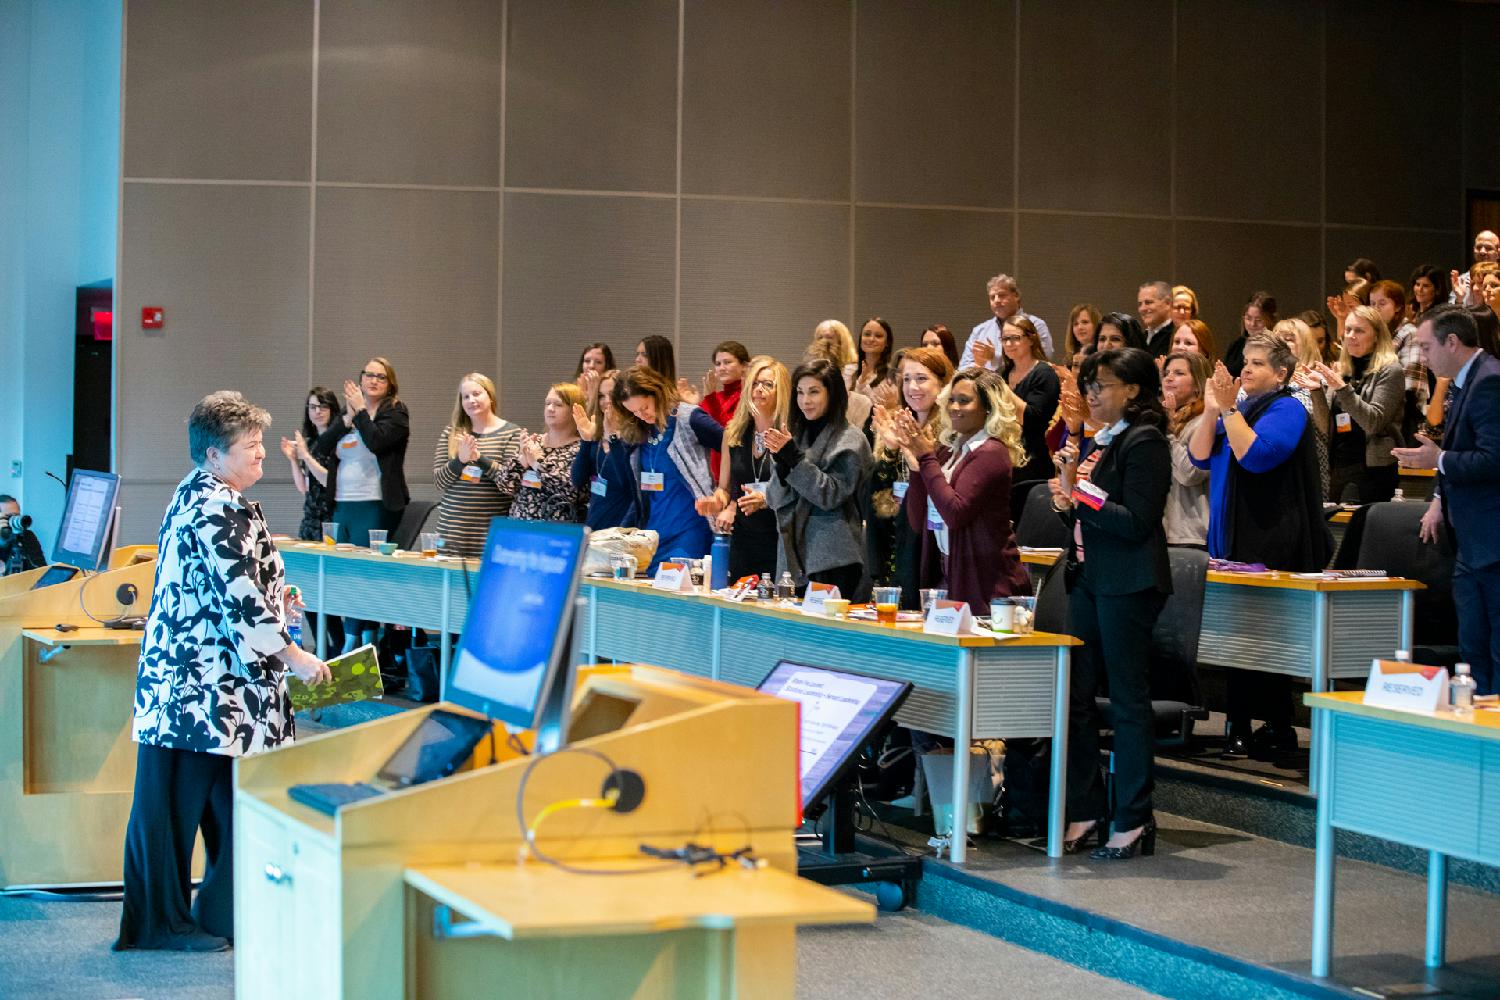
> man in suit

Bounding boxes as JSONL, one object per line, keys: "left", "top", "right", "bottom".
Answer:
{"left": 961, "top": 273, "right": 1053, "bottom": 367}
{"left": 1138, "top": 280, "right": 1175, "bottom": 358}
{"left": 1393, "top": 305, "right": 1500, "bottom": 694}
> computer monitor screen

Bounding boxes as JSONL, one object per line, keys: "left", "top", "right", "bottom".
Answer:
{"left": 376, "top": 708, "right": 493, "bottom": 787}
{"left": 757, "top": 660, "right": 911, "bottom": 810}
{"left": 52, "top": 470, "right": 120, "bottom": 572}
{"left": 447, "top": 519, "right": 588, "bottom": 730}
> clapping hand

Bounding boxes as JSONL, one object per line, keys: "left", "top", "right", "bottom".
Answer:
{"left": 971, "top": 339, "right": 997, "bottom": 368}
{"left": 519, "top": 433, "right": 543, "bottom": 468}
{"left": 279, "top": 436, "right": 298, "bottom": 461}
{"left": 1311, "top": 361, "right": 1345, "bottom": 392}
{"left": 736, "top": 485, "right": 767, "bottom": 516}
{"left": 1059, "top": 379, "right": 1088, "bottom": 429}
{"left": 571, "top": 402, "right": 597, "bottom": 441}
{"left": 1325, "top": 294, "right": 1350, "bottom": 322}
{"left": 890, "top": 409, "right": 936, "bottom": 462}
{"left": 702, "top": 369, "right": 720, "bottom": 398}
{"left": 1206, "top": 361, "right": 1240, "bottom": 413}
{"left": 342, "top": 379, "right": 363, "bottom": 414}
{"left": 456, "top": 432, "right": 481, "bottom": 463}
{"left": 761, "top": 427, "right": 793, "bottom": 453}
{"left": 870, "top": 380, "right": 900, "bottom": 412}
{"left": 694, "top": 491, "right": 726, "bottom": 518}
{"left": 676, "top": 377, "right": 702, "bottom": 405}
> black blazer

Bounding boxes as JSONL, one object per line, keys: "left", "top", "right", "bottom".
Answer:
{"left": 1061, "top": 421, "right": 1173, "bottom": 596}
{"left": 316, "top": 399, "right": 411, "bottom": 512}
{"left": 1440, "top": 351, "right": 1500, "bottom": 570}
{"left": 1146, "top": 323, "right": 1174, "bottom": 359}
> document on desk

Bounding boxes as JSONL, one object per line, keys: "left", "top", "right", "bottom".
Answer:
{"left": 287, "top": 643, "right": 384, "bottom": 712}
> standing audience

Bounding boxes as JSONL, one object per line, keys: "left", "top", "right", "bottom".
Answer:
{"left": 432, "top": 373, "right": 524, "bottom": 557}
{"left": 496, "top": 383, "right": 588, "bottom": 523}
{"left": 963, "top": 273, "right": 1054, "bottom": 367}
{"left": 1312, "top": 305, "right": 1405, "bottom": 503}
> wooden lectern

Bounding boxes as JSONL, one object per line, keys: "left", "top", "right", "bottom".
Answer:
{"left": 233, "top": 664, "right": 873, "bottom": 1000}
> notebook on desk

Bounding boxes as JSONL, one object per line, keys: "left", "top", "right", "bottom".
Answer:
{"left": 287, "top": 708, "right": 493, "bottom": 816}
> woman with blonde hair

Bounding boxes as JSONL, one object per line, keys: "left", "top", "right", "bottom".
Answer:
{"left": 614, "top": 364, "right": 724, "bottom": 570}
{"left": 433, "top": 372, "right": 524, "bottom": 557}
{"left": 1170, "top": 285, "right": 1200, "bottom": 325}
{"left": 496, "top": 382, "right": 589, "bottom": 523}
{"left": 1311, "top": 305, "right": 1405, "bottom": 502}
{"left": 695, "top": 356, "right": 789, "bottom": 581}
{"left": 811, "top": 319, "right": 858, "bottom": 369}
{"left": 1160, "top": 351, "right": 1211, "bottom": 547}
{"left": 889, "top": 366, "right": 1031, "bottom": 613}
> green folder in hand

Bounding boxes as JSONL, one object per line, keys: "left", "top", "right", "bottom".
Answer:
{"left": 287, "top": 643, "right": 384, "bottom": 713}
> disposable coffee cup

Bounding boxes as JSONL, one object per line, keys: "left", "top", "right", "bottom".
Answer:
{"left": 989, "top": 600, "right": 1017, "bottom": 632}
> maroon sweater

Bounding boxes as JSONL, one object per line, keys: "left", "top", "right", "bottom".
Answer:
{"left": 905, "top": 438, "right": 1031, "bottom": 613}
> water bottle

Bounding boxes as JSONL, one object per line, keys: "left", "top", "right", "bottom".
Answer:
{"left": 776, "top": 571, "right": 795, "bottom": 601}
{"left": 758, "top": 570, "right": 775, "bottom": 601}
{"left": 1449, "top": 662, "right": 1476, "bottom": 716}
{"left": 286, "top": 585, "right": 304, "bottom": 650}
{"left": 710, "top": 533, "right": 731, "bottom": 590}
{"left": 1392, "top": 488, "right": 1406, "bottom": 503}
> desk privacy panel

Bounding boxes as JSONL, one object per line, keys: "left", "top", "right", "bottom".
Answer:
{"left": 117, "top": 0, "right": 1490, "bottom": 542}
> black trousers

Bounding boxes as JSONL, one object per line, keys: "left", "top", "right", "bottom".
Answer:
{"left": 1454, "top": 557, "right": 1500, "bottom": 696}
{"left": 1226, "top": 670, "right": 1293, "bottom": 732}
{"left": 1065, "top": 580, "right": 1166, "bottom": 832}
{"left": 115, "top": 744, "right": 235, "bottom": 950}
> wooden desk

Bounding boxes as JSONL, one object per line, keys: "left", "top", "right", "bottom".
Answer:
{"left": 404, "top": 861, "right": 871, "bottom": 998}
{"left": 280, "top": 543, "right": 470, "bottom": 673}
{"left": 1306, "top": 691, "right": 1500, "bottom": 978}
{"left": 0, "top": 559, "right": 154, "bottom": 888}
{"left": 1399, "top": 466, "right": 1436, "bottom": 500}
{"left": 581, "top": 579, "right": 1080, "bottom": 863}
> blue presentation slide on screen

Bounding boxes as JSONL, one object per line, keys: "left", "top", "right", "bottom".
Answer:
{"left": 449, "top": 529, "right": 578, "bottom": 714}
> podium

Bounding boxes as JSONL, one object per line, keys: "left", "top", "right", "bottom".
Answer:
{"left": 233, "top": 664, "right": 874, "bottom": 1000}
{"left": 0, "top": 557, "right": 155, "bottom": 888}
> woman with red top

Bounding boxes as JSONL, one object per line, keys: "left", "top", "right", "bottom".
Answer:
{"left": 890, "top": 367, "right": 1031, "bottom": 613}
{"left": 682, "top": 341, "right": 748, "bottom": 480}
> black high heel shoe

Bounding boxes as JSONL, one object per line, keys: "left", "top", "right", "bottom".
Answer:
{"left": 1062, "top": 819, "right": 1106, "bottom": 855}
{"left": 1089, "top": 818, "right": 1157, "bottom": 861}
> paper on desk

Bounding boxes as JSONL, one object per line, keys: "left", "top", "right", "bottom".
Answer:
{"left": 287, "top": 643, "right": 384, "bottom": 712}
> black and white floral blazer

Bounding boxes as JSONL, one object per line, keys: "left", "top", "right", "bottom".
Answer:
{"left": 131, "top": 468, "right": 295, "bottom": 756}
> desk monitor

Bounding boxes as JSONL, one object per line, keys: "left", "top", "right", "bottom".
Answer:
{"left": 447, "top": 519, "right": 589, "bottom": 747}
{"left": 757, "top": 660, "right": 911, "bottom": 812}
{"left": 31, "top": 564, "right": 81, "bottom": 590}
{"left": 52, "top": 470, "right": 120, "bottom": 572}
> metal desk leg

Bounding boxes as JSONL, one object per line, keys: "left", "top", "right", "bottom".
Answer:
{"left": 1399, "top": 590, "right": 1414, "bottom": 654}
{"left": 1311, "top": 708, "right": 1336, "bottom": 978}
{"left": 710, "top": 606, "right": 722, "bottom": 680}
{"left": 587, "top": 589, "right": 599, "bottom": 664}
{"left": 1309, "top": 591, "right": 1331, "bottom": 792}
{"left": 950, "top": 650, "right": 975, "bottom": 864}
{"left": 438, "top": 574, "right": 452, "bottom": 700}
{"left": 1426, "top": 851, "right": 1448, "bottom": 968}
{"left": 1047, "top": 645, "right": 1071, "bottom": 859}
{"left": 315, "top": 555, "right": 327, "bottom": 659}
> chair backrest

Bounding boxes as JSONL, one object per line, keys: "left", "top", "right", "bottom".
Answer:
{"left": 1354, "top": 501, "right": 1456, "bottom": 646}
{"left": 1148, "top": 546, "right": 1209, "bottom": 705}
{"left": 1014, "top": 486, "right": 1071, "bottom": 550}
{"left": 392, "top": 500, "right": 438, "bottom": 551}
{"left": 1032, "top": 556, "right": 1069, "bottom": 636}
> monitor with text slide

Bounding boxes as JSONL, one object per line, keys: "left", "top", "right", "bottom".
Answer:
{"left": 757, "top": 660, "right": 911, "bottom": 811}
{"left": 51, "top": 470, "right": 120, "bottom": 572}
{"left": 446, "top": 518, "right": 588, "bottom": 732}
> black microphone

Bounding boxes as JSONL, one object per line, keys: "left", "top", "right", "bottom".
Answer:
{"left": 45, "top": 470, "right": 67, "bottom": 489}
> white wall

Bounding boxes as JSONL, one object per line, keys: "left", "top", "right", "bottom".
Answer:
{"left": 0, "top": 0, "right": 122, "bottom": 549}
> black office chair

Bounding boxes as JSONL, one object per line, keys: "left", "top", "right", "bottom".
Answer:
{"left": 1096, "top": 546, "right": 1210, "bottom": 749}
{"left": 1014, "top": 485, "right": 1071, "bottom": 550}
{"left": 392, "top": 500, "right": 438, "bottom": 552}
{"left": 1353, "top": 501, "right": 1458, "bottom": 666}
{"left": 1032, "top": 555, "right": 1068, "bottom": 636}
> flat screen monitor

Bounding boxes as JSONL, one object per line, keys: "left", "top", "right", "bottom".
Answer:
{"left": 52, "top": 470, "right": 120, "bottom": 572}
{"left": 447, "top": 519, "right": 589, "bottom": 732}
{"left": 376, "top": 708, "right": 494, "bottom": 787}
{"left": 757, "top": 660, "right": 911, "bottom": 811}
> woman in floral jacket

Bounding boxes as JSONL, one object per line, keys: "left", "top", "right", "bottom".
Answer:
{"left": 115, "top": 391, "right": 329, "bottom": 953}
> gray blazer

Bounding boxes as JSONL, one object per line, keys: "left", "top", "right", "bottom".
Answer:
{"left": 768, "top": 422, "right": 872, "bottom": 585}
{"left": 1330, "top": 360, "right": 1405, "bottom": 467}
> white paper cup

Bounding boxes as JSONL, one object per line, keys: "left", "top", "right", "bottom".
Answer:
{"left": 989, "top": 601, "right": 1017, "bottom": 632}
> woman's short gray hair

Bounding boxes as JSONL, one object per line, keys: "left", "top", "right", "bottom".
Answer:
{"left": 188, "top": 391, "right": 272, "bottom": 464}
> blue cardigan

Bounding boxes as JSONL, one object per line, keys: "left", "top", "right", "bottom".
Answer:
{"left": 570, "top": 437, "right": 638, "bottom": 530}
{"left": 1189, "top": 394, "right": 1306, "bottom": 559}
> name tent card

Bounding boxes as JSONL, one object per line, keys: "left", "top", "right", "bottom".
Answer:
{"left": 652, "top": 561, "right": 694, "bottom": 593}
{"left": 801, "top": 582, "right": 840, "bottom": 616}
{"left": 924, "top": 599, "right": 976, "bottom": 636}
{"left": 1363, "top": 659, "right": 1449, "bottom": 713}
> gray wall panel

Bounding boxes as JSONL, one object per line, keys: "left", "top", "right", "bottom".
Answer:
{"left": 1019, "top": 213, "right": 1173, "bottom": 352}
{"left": 506, "top": 0, "right": 678, "bottom": 193}
{"left": 1325, "top": 0, "right": 1462, "bottom": 228}
{"left": 681, "top": 0, "right": 850, "bottom": 200}
{"left": 317, "top": 0, "right": 502, "bottom": 186}
{"left": 1017, "top": 0, "right": 1173, "bottom": 215}
{"left": 1462, "top": 5, "right": 1500, "bottom": 191}
{"left": 118, "top": 183, "right": 310, "bottom": 483}
{"left": 123, "top": 0, "right": 312, "bottom": 180}
{"left": 680, "top": 199, "right": 850, "bottom": 365}
{"left": 499, "top": 192, "right": 676, "bottom": 422}
{"left": 1175, "top": 221, "right": 1322, "bottom": 352}
{"left": 313, "top": 187, "right": 499, "bottom": 486}
{"left": 1324, "top": 227, "right": 1462, "bottom": 300}
{"left": 1175, "top": 0, "right": 1322, "bottom": 222}
{"left": 854, "top": 0, "right": 1014, "bottom": 208}
{"left": 853, "top": 207, "right": 1013, "bottom": 346}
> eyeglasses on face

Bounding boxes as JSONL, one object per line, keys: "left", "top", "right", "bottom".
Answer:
{"left": 1083, "top": 380, "right": 1124, "bottom": 397}
{"left": 360, "top": 370, "right": 389, "bottom": 382}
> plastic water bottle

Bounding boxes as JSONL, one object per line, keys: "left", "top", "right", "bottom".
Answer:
{"left": 710, "top": 534, "right": 731, "bottom": 590}
{"left": 1449, "top": 662, "right": 1476, "bottom": 716}
{"left": 1392, "top": 488, "right": 1406, "bottom": 503}
{"left": 286, "top": 586, "right": 304, "bottom": 650}
{"left": 758, "top": 571, "right": 774, "bottom": 601}
{"left": 776, "top": 571, "right": 795, "bottom": 601}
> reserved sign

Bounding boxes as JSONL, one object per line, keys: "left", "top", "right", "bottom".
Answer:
{"left": 652, "top": 561, "right": 694, "bottom": 593}
{"left": 923, "top": 599, "right": 976, "bottom": 636}
{"left": 1363, "top": 659, "right": 1448, "bottom": 713}
{"left": 801, "top": 582, "right": 841, "bottom": 616}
